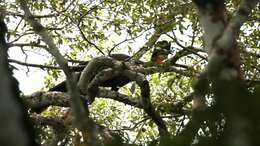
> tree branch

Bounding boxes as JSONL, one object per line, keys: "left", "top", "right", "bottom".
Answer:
{"left": 8, "top": 59, "right": 60, "bottom": 70}
{"left": 18, "top": 0, "right": 91, "bottom": 134}
{"left": 77, "top": 56, "right": 168, "bottom": 135}
{"left": 217, "top": 0, "right": 260, "bottom": 50}
{"left": 0, "top": 15, "right": 36, "bottom": 146}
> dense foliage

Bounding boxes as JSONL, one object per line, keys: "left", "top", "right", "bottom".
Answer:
{"left": 0, "top": 0, "right": 259, "bottom": 146}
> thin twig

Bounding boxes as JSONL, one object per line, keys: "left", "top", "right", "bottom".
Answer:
{"left": 8, "top": 59, "right": 60, "bottom": 70}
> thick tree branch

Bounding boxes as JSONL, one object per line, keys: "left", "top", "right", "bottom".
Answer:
{"left": 22, "top": 90, "right": 140, "bottom": 112}
{"left": 78, "top": 56, "right": 168, "bottom": 135}
{"left": 193, "top": 0, "right": 226, "bottom": 52}
{"left": 18, "top": 0, "right": 70, "bottom": 75}
{"left": 22, "top": 92, "right": 71, "bottom": 111}
{"left": 18, "top": 0, "right": 91, "bottom": 135}
{"left": 193, "top": 1, "right": 260, "bottom": 145}
{"left": 0, "top": 16, "right": 36, "bottom": 146}
{"left": 24, "top": 54, "right": 170, "bottom": 136}
{"left": 217, "top": 0, "right": 260, "bottom": 50}
{"left": 31, "top": 115, "right": 66, "bottom": 129}
{"left": 78, "top": 56, "right": 122, "bottom": 94}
